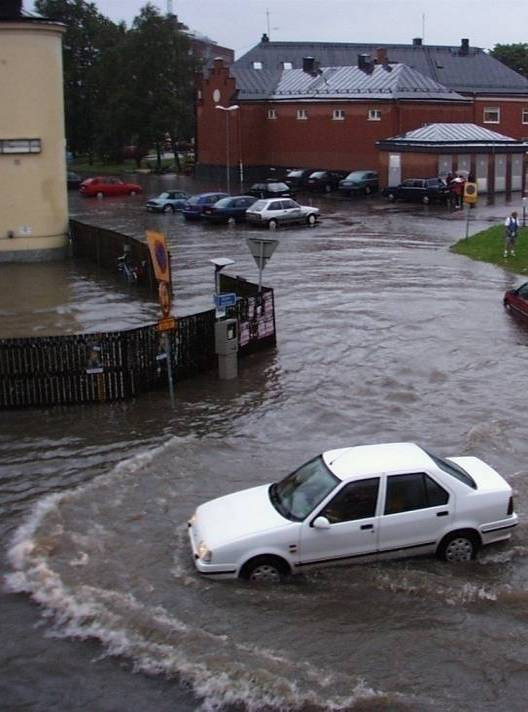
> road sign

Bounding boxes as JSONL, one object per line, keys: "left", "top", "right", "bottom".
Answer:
{"left": 214, "top": 292, "right": 237, "bottom": 309}
{"left": 156, "top": 317, "right": 177, "bottom": 332}
{"left": 464, "top": 182, "right": 478, "bottom": 204}
{"left": 158, "top": 280, "right": 171, "bottom": 317}
{"left": 246, "top": 237, "right": 279, "bottom": 269}
{"left": 146, "top": 230, "right": 171, "bottom": 282}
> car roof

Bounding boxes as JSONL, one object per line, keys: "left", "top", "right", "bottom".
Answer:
{"left": 323, "top": 442, "right": 433, "bottom": 480}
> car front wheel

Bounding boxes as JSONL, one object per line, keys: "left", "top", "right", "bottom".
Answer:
{"left": 306, "top": 213, "right": 317, "bottom": 226}
{"left": 364, "top": 185, "right": 371, "bottom": 195}
{"left": 163, "top": 205, "right": 175, "bottom": 213}
{"left": 387, "top": 192, "right": 395, "bottom": 201}
{"left": 437, "top": 531, "right": 479, "bottom": 562}
{"left": 422, "top": 195, "right": 430, "bottom": 205}
{"left": 240, "top": 556, "right": 289, "bottom": 583}
{"left": 96, "top": 191, "right": 104, "bottom": 199}
{"left": 129, "top": 190, "right": 137, "bottom": 196}
{"left": 268, "top": 218, "right": 278, "bottom": 230}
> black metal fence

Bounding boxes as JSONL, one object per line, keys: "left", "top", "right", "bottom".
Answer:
{"left": 0, "top": 274, "right": 276, "bottom": 409}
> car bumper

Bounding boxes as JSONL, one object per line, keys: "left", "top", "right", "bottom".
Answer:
{"left": 146, "top": 205, "right": 163, "bottom": 212}
{"left": 182, "top": 212, "right": 203, "bottom": 220}
{"left": 479, "top": 514, "right": 518, "bottom": 545}
{"left": 187, "top": 522, "right": 238, "bottom": 578}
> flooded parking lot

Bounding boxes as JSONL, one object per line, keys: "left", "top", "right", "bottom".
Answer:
{"left": 2, "top": 178, "right": 528, "bottom": 711}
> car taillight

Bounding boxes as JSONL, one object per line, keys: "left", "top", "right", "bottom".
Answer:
{"left": 507, "top": 496, "right": 514, "bottom": 515}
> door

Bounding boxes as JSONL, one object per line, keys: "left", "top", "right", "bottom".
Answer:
{"left": 388, "top": 153, "right": 401, "bottom": 186}
{"left": 495, "top": 154, "right": 507, "bottom": 192}
{"left": 512, "top": 155, "right": 523, "bottom": 191}
{"left": 280, "top": 199, "right": 302, "bottom": 223}
{"left": 476, "top": 155, "right": 488, "bottom": 193}
{"left": 377, "top": 472, "right": 453, "bottom": 555}
{"left": 298, "top": 477, "right": 380, "bottom": 568}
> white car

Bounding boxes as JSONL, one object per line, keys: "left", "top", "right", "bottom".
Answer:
{"left": 188, "top": 442, "right": 518, "bottom": 583}
{"left": 245, "top": 198, "right": 320, "bottom": 229}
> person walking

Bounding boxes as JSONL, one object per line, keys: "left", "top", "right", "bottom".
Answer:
{"left": 504, "top": 211, "right": 519, "bottom": 257}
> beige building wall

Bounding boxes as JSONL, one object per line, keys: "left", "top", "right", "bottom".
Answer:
{"left": 0, "top": 20, "right": 68, "bottom": 261}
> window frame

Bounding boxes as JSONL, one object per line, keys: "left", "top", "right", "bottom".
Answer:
{"left": 332, "top": 109, "right": 345, "bottom": 121}
{"left": 368, "top": 109, "right": 382, "bottom": 121}
{"left": 267, "top": 108, "right": 277, "bottom": 120}
{"left": 483, "top": 106, "right": 500, "bottom": 124}
{"left": 296, "top": 108, "right": 308, "bottom": 121}
{"left": 384, "top": 472, "right": 449, "bottom": 516}
{"left": 522, "top": 108, "right": 528, "bottom": 125}
{"left": 319, "top": 477, "right": 381, "bottom": 524}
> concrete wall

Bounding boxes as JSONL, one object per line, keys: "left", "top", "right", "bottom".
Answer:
{"left": 0, "top": 20, "right": 68, "bottom": 261}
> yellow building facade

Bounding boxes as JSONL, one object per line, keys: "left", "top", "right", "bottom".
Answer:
{"left": 0, "top": 16, "right": 68, "bottom": 261}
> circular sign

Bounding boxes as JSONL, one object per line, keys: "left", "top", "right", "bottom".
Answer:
{"left": 154, "top": 240, "right": 168, "bottom": 273}
{"left": 212, "top": 89, "right": 221, "bottom": 104}
{"left": 466, "top": 184, "right": 476, "bottom": 195}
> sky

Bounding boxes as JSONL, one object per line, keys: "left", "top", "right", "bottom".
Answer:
{"left": 31, "top": 0, "right": 528, "bottom": 58}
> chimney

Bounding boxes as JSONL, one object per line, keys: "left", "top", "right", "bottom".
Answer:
{"left": 376, "top": 47, "right": 387, "bottom": 65}
{"left": 0, "top": 0, "right": 23, "bottom": 19}
{"left": 460, "top": 38, "right": 469, "bottom": 55}
{"left": 303, "top": 56, "right": 315, "bottom": 74}
{"left": 357, "top": 54, "right": 373, "bottom": 72}
{"left": 412, "top": 37, "right": 423, "bottom": 46}
{"left": 261, "top": 33, "right": 269, "bottom": 43}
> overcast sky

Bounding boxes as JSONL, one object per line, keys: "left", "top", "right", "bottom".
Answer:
{"left": 32, "top": 0, "right": 528, "bottom": 58}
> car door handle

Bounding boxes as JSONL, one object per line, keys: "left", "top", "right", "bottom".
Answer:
{"left": 436, "top": 511, "right": 449, "bottom": 517}
{"left": 360, "top": 523, "right": 374, "bottom": 530}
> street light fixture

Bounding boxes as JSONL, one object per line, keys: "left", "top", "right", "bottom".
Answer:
{"left": 215, "top": 104, "right": 239, "bottom": 195}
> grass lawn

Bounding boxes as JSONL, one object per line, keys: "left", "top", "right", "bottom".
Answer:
{"left": 69, "top": 157, "right": 178, "bottom": 175}
{"left": 451, "top": 224, "right": 528, "bottom": 275}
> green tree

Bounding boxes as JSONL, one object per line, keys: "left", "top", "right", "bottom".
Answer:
{"left": 35, "top": 0, "right": 124, "bottom": 160}
{"left": 490, "top": 43, "right": 528, "bottom": 79}
{"left": 118, "top": 4, "right": 200, "bottom": 170}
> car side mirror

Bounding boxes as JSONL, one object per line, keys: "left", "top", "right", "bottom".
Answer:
{"left": 312, "top": 516, "right": 331, "bottom": 529}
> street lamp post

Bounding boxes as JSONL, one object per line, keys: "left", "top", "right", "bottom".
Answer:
{"left": 215, "top": 104, "right": 239, "bottom": 195}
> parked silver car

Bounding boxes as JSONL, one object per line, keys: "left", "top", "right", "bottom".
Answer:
{"left": 245, "top": 198, "right": 320, "bottom": 230}
{"left": 145, "top": 190, "right": 190, "bottom": 213}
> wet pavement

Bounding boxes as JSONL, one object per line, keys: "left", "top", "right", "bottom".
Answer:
{"left": 2, "top": 176, "right": 528, "bottom": 711}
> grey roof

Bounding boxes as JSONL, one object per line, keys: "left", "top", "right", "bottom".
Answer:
{"left": 235, "top": 41, "right": 528, "bottom": 96}
{"left": 390, "top": 123, "right": 517, "bottom": 142}
{"left": 267, "top": 64, "right": 464, "bottom": 102}
{"left": 378, "top": 123, "right": 527, "bottom": 150}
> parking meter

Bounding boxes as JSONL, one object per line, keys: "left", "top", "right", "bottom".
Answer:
{"left": 214, "top": 318, "right": 238, "bottom": 378}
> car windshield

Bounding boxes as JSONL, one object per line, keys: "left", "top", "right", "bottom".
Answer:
{"left": 158, "top": 192, "right": 170, "bottom": 199}
{"left": 268, "top": 182, "right": 288, "bottom": 191}
{"left": 425, "top": 449, "right": 477, "bottom": 489}
{"left": 250, "top": 200, "right": 268, "bottom": 211}
{"left": 287, "top": 170, "right": 303, "bottom": 178}
{"left": 309, "top": 172, "right": 325, "bottom": 179}
{"left": 269, "top": 455, "right": 339, "bottom": 521}
{"left": 187, "top": 195, "right": 202, "bottom": 205}
{"left": 344, "top": 172, "right": 365, "bottom": 181}
{"left": 214, "top": 197, "right": 232, "bottom": 208}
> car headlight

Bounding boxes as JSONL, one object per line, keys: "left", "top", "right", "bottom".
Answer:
{"left": 198, "top": 541, "right": 212, "bottom": 563}
{"left": 188, "top": 511, "right": 197, "bottom": 526}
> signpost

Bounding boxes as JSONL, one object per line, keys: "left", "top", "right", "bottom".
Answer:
{"left": 246, "top": 237, "right": 279, "bottom": 292}
{"left": 463, "top": 182, "right": 478, "bottom": 240}
{"left": 146, "top": 230, "right": 175, "bottom": 404}
{"left": 213, "top": 292, "right": 238, "bottom": 317}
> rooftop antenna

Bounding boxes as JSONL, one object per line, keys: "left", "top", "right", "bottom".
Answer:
{"left": 422, "top": 13, "right": 425, "bottom": 42}
{"left": 266, "top": 8, "right": 271, "bottom": 36}
{"left": 167, "top": 0, "right": 173, "bottom": 15}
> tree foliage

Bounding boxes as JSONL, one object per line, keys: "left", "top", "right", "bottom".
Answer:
{"left": 490, "top": 43, "right": 528, "bottom": 79}
{"left": 35, "top": 0, "right": 200, "bottom": 165}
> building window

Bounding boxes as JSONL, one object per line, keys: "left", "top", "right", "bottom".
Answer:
{"left": 252, "top": 61, "right": 263, "bottom": 70}
{"left": 332, "top": 109, "right": 345, "bottom": 120}
{"left": 267, "top": 109, "right": 277, "bottom": 120}
{"left": 282, "top": 61, "right": 293, "bottom": 69}
{"left": 0, "top": 138, "right": 41, "bottom": 154}
{"left": 296, "top": 109, "right": 308, "bottom": 120}
{"left": 368, "top": 109, "right": 381, "bottom": 121}
{"left": 522, "top": 108, "right": 528, "bottom": 124}
{"left": 483, "top": 106, "right": 500, "bottom": 123}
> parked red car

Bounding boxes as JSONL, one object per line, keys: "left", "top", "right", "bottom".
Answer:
{"left": 504, "top": 282, "right": 528, "bottom": 318}
{"left": 79, "top": 176, "right": 143, "bottom": 197}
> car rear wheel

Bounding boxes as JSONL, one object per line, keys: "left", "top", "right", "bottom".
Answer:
{"left": 240, "top": 555, "right": 289, "bottom": 583}
{"left": 227, "top": 217, "right": 236, "bottom": 226}
{"left": 387, "top": 192, "right": 395, "bottom": 201}
{"left": 163, "top": 205, "right": 175, "bottom": 213}
{"left": 268, "top": 218, "right": 278, "bottom": 230}
{"left": 422, "top": 195, "right": 430, "bottom": 205}
{"left": 129, "top": 190, "right": 137, "bottom": 196}
{"left": 96, "top": 191, "right": 104, "bottom": 199}
{"left": 306, "top": 213, "right": 317, "bottom": 226}
{"left": 437, "top": 531, "right": 479, "bottom": 562}
{"left": 325, "top": 184, "right": 332, "bottom": 193}
{"left": 364, "top": 185, "right": 371, "bottom": 195}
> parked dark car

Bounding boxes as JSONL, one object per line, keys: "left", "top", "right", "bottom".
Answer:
{"left": 182, "top": 192, "right": 228, "bottom": 220}
{"left": 382, "top": 178, "right": 449, "bottom": 205}
{"left": 247, "top": 181, "right": 293, "bottom": 199}
{"left": 284, "top": 168, "right": 317, "bottom": 191}
{"left": 202, "top": 195, "right": 257, "bottom": 224}
{"left": 67, "top": 171, "right": 82, "bottom": 190}
{"left": 504, "top": 282, "right": 528, "bottom": 318}
{"left": 305, "top": 170, "right": 349, "bottom": 192}
{"left": 338, "top": 170, "right": 379, "bottom": 196}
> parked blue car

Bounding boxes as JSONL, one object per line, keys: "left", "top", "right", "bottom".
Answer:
{"left": 182, "top": 192, "right": 228, "bottom": 220}
{"left": 202, "top": 195, "right": 257, "bottom": 224}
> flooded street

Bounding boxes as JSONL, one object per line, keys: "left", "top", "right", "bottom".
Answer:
{"left": 2, "top": 178, "right": 528, "bottom": 711}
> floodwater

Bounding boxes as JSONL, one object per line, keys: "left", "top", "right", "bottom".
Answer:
{"left": 2, "top": 177, "right": 528, "bottom": 711}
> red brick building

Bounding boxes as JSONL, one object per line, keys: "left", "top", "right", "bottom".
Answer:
{"left": 196, "top": 37, "right": 528, "bottom": 192}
